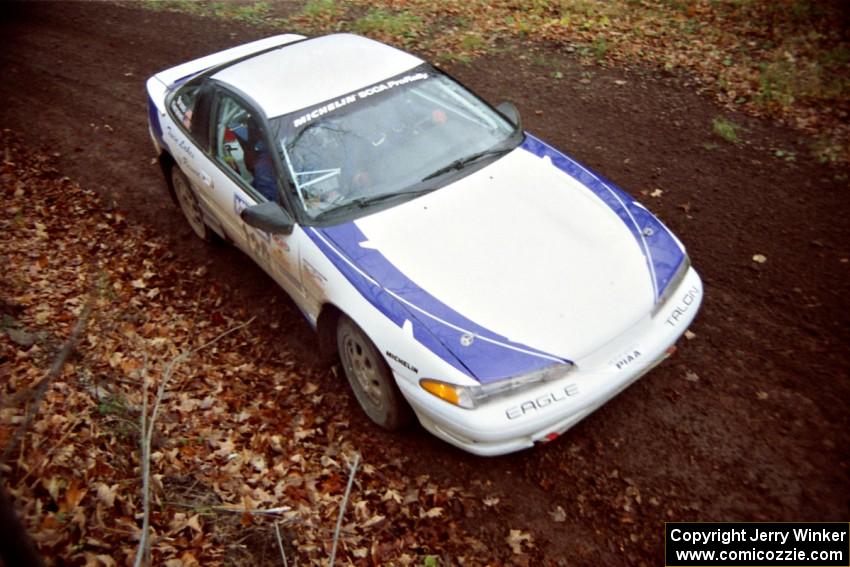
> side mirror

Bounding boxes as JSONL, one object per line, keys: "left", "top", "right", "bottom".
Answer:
{"left": 240, "top": 201, "right": 294, "bottom": 235}
{"left": 496, "top": 101, "right": 522, "bottom": 131}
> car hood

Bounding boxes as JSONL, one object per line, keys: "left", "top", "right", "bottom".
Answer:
{"left": 315, "top": 136, "right": 684, "bottom": 382}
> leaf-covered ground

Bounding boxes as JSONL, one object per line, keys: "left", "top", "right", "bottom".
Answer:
{"left": 148, "top": 0, "right": 850, "bottom": 164}
{"left": 0, "top": 132, "right": 507, "bottom": 565}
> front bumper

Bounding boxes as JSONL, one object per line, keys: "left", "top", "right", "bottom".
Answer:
{"left": 397, "top": 268, "right": 704, "bottom": 457}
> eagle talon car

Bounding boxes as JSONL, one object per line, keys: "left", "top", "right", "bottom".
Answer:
{"left": 147, "top": 33, "right": 703, "bottom": 456}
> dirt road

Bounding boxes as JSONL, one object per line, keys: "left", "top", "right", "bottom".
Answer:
{"left": 2, "top": 2, "right": 848, "bottom": 564}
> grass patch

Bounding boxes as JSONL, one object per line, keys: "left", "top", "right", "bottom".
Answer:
{"left": 97, "top": 394, "right": 129, "bottom": 417}
{"left": 352, "top": 9, "right": 422, "bottom": 44}
{"left": 437, "top": 52, "right": 472, "bottom": 65}
{"left": 811, "top": 138, "right": 848, "bottom": 165}
{"left": 460, "top": 32, "right": 487, "bottom": 53}
{"left": 773, "top": 149, "right": 796, "bottom": 163}
{"left": 143, "top": 0, "right": 271, "bottom": 25}
{"left": 712, "top": 117, "right": 740, "bottom": 144}
{"left": 302, "top": 0, "right": 340, "bottom": 18}
{"left": 591, "top": 36, "right": 609, "bottom": 60}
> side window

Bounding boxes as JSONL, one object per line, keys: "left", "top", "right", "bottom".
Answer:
{"left": 170, "top": 86, "right": 199, "bottom": 131}
{"left": 213, "top": 94, "right": 278, "bottom": 202}
{"left": 169, "top": 83, "right": 212, "bottom": 151}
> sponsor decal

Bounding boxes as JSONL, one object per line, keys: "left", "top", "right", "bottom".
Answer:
{"left": 301, "top": 259, "right": 327, "bottom": 284}
{"left": 385, "top": 351, "right": 418, "bottom": 374}
{"left": 610, "top": 346, "right": 642, "bottom": 371}
{"left": 233, "top": 193, "right": 249, "bottom": 215}
{"left": 665, "top": 285, "right": 700, "bottom": 327}
{"left": 165, "top": 124, "right": 195, "bottom": 159}
{"left": 234, "top": 194, "right": 269, "bottom": 242}
{"left": 271, "top": 233, "right": 290, "bottom": 253}
{"left": 165, "top": 124, "right": 200, "bottom": 175}
{"left": 505, "top": 383, "right": 579, "bottom": 420}
{"left": 293, "top": 94, "right": 356, "bottom": 128}
{"left": 292, "top": 72, "right": 429, "bottom": 128}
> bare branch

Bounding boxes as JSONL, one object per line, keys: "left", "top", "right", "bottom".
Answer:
{"left": 20, "top": 416, "right": 84, "bottom": 488}
{"left": 133, "top": 317, "right": 255, "bottom": 567}
{"left": 133, "top": 352, "right": 150, "bottom": 567}
{"left": 147, "top": 316, "right": 255, "bottom": 441}
{"left": 329, "top": 453, "right": 360, "bottom": 566}
{"left": 275, "top": 521, "right": 289, "bottom": 567}
{"left": 1, "top": 300, "right": 93, "bottom": 468}
{"left": 0, "top": 298, "right": 92, "bottom": 567}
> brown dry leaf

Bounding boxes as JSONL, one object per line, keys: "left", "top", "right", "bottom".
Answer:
{"left": 62, "top": 480, "right": 88, "bottom": 513}
{"left": 549, "top": 505, "right": 567, "bottom": 522}
{"left": 382, "top": 488, "right": 403, "bottom": 503}
{"left": 95, "top": 483, "right": 119, "bottom": 509}
{"left": 362, "top": 514, "right": 386, "bottom": 528}
{"left": 421, "top": 506, "right": 443, "bottom": 519}
{"left": 483, "top": 496, "right": 500, "bottom": 507}
{"left": 506, "top": 529, "right": 534, "bottom": 555}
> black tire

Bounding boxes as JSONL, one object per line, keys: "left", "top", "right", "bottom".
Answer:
{"left": 170, "top": 165, "right": 212, "bottom": 241}
{"left": 337, "top": 315, "right": 413, "bottom": 430}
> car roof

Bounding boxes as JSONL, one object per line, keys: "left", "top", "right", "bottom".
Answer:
{"left": 211, "top": 33, "right": 424, "bottom": 119}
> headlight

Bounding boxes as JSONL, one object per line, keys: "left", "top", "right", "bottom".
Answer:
{"left": 420, "top": 363, "right": 574, "bottom": 409}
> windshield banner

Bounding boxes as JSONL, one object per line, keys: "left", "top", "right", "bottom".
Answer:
{"left": 291, "top": 66, "right": 430, "bottom": 128}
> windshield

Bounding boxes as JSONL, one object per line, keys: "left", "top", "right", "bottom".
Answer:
{"left": 269, "top": 66, "right": 519, "bottom": 221}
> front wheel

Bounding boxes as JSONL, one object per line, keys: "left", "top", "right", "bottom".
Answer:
{"left": 337, "top": 315, "right": 412, "bottom": 430}
{"left": 171, "top": 165, "right": 211, "bottom": 241}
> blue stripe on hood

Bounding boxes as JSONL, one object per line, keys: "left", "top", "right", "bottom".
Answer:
{"left": 521, "top": 134, "right": 686, "bottom": 300}
{"left": 307, "top": 224, "right": 571, "bottom": 384}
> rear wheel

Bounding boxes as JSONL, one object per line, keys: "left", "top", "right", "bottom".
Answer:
{"left": 171, "top": 165, "right": 211, "bottom": 241}
{"left": 337, "top": 315, "right": 412, "bottom": 430}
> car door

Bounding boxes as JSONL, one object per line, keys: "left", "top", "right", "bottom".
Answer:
{"left": 201, "top": 89, "right": 307, "bottom": 300}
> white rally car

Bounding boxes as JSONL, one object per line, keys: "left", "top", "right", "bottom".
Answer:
{"left": 147, "top": 33, "right": 703, "bottom": 456}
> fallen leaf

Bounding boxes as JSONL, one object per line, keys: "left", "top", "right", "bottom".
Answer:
{"left": 506, "top": 529, "right": 534, "bottom": 555}
{"left": 382, "top": 488, "right": 403, "bottom": 503}
{"left": 187, "top": 514, "right": 203, "bottom": 534}
{"left": 549, "top": 506, "right": 567, "bottom": 522}
{"left": 752, "top": 254, "right": 767, "bottom": 263}
{"left": 421, "top": 507, "right": 443, "bottom": 519}
{"left": 96, "top": 483, "right": 119, "bottom": 509}
{"left": 363, "top": 514, "right": 386, "bottom": 528}
{"left": 62, "top": 480, "right": 88, "bottom": 513}
{"left": 483, "top": 496, "right": 500, "bottom": 507}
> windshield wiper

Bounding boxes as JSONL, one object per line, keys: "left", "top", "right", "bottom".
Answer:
{"left": 422, "top": 146, "right": 513, "bottom": 181}
{"left": 313, "top": 188, "right": 434, "bottom": 221}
